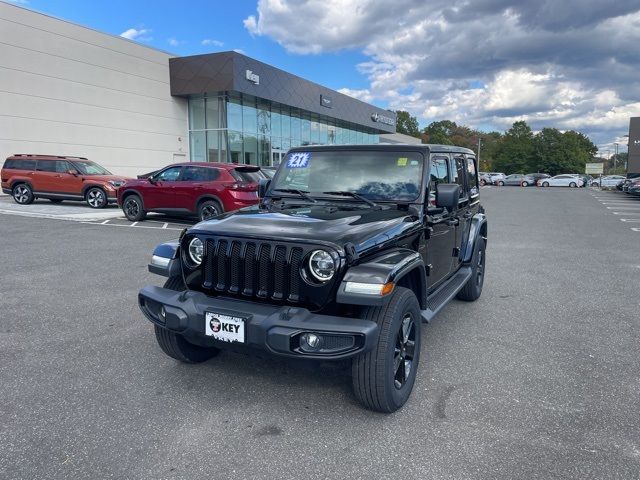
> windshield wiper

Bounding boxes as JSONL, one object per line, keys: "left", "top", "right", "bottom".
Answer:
{"left": 271, "top": 188, "right": 317, "bottom": 203}
{"left": 321, "top": 191, "right": 380, "bottom": 208}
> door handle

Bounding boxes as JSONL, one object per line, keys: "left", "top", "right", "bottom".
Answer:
{"left": 445, "top": 218, "right": 459, "bottom": 226}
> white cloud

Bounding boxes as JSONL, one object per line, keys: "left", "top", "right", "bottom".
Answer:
{"left": 167, "top": 37, "right": 186, "bottom": 47}
{"left": 120, "top": 27, "right": 152, "bottom": 42}
{"left": 244, "top": 0, "right": 640, "bottom": 147}
{"left": 201, "top": 39, "right": 224, "bottom": 47}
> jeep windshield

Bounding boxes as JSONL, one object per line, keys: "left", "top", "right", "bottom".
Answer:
{"left": 270, "top": 150, "right": 424, "bottom": 202}
{"left": 73, "top": 161, "right": 112, "bottom": 175}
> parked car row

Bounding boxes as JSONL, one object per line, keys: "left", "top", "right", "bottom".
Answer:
{"left": 1, "top": 154, "right": 268, "bottom": 221}
{"left": 479, "top": 171, "right": 605, "bottom": 188}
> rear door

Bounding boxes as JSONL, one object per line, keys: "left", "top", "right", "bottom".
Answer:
{"left": 175, "top": 166, "right": 221, "bottom": 212}
{"left": 425, "top": 154, "right": 456, "bottom": 287}
{"left": 33, "top": 160, "right": 59, "bottom": 193}
{"left": 450, "top": 154, "right": 478, "bottom": 270}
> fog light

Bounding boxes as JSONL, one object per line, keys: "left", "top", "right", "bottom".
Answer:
{"left": 300, "top": 333, "right": 322, "bottom": 351}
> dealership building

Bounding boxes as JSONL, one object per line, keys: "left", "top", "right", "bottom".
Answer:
{"left": 0, "top": 2, "right": 400, "bottom": 177}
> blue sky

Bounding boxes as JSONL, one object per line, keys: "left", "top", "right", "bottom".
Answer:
{"left": 13, "top": 0, "right": 373, "bottom": 97}
{"left": 7, "top": 0, "right": 639, "bottom": 154}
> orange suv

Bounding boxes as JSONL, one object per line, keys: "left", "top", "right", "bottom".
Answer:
{"left": 1, "top": 154, "right": 131, "bottom": 208}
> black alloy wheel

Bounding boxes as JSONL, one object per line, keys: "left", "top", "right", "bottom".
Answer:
{"left": 198, "top": 200, "right": 222, "bottom": 221}
{"left": 457, "top": 237, "right": 486, "bottom": 301}
{"left": 12, "top": 183, "right": 34, "bottom": 205}
{"left": 393, "top": 313, "right": 416, "bottom": 390}
{"left": 122, "top": 195, "right": 146, "bottom": 221}
{"left": 86, "top": 187, "right": 107, "bottom": 208}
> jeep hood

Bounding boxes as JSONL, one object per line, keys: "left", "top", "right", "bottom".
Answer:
{"left": 189, "top": 204, "right": 420, "bottom": 254}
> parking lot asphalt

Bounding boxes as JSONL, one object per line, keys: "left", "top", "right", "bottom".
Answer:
{"left": 1, "top": 187, "right": 639, "bottom": 480}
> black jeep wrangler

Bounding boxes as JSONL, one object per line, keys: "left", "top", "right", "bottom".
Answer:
{"left": 138, "top": 144, "right": 487, "bottom": 413}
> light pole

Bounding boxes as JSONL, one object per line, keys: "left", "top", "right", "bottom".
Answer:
{"left": 614, "top": 142, "right": 619, "bottom": 172}
{"left": 477, "top": 137, "right": 482, "bottom": 168}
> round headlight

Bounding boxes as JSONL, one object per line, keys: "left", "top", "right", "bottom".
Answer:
{"left": 188, "top": 237, "right": 204, "bottom": 265}
{"left": 308, "top": 250, "right": 335, "bottom": 282}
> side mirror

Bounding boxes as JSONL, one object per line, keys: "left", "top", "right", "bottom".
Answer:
{"left": 148, "top": 176, "right": 157, "bottom": 185}
{"left": 435, "top": 183, "right": 460, "bottom": 210}
{"left": 258, "top": 178, "right": 271, "bottom": 198}
{"left": 67, "top": 169, "right": 79, "bottom": 176}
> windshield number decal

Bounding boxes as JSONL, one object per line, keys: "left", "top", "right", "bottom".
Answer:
{"left": 287, "top": 153, "right": 311, "bottom": 168}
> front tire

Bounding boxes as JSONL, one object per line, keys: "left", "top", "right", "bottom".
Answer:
{"left": 352, "top": 287, "right": 421, "bottom": 413}
{"left": 457, "top": 237, "right": 486, "bottom": 301}
{"left": 569, "top": 182, "right": 577, "bottom": 188}
{"left": 122, "top": 194, "right": 146, "bottom": 221}
{"left": 542, "top": 181, "right": 550, "bottom": 187}
{"left": 86, "top": 187, "right": 108, "bottom": 208}
{"left": 12, "top": 183, "right": 34, "bottom": 204}
{"left": 498, "top": 181, "right": 504, "bottom": 186}
{"left": 522, "top": 181, "right": 529, "bottom": 187}
{"left": 154, "top": 276, "right": 220, "bottom": 363}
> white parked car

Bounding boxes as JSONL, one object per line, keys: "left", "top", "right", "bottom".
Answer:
{"left": 538, "top": 175, "right": 584, "bottom": 188}
{"left": 488, "top": 172, "right": 506, "bottom": 183}
{"left": 591, "top": 175, "right": 626, "bottom": 188}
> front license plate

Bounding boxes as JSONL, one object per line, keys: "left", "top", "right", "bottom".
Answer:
{"left": 205, "top": 312, "right": 245, "bottom": 344}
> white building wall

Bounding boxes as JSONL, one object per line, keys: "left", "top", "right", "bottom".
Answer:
{"left": 0, "top": 3, "right": 188, "bottom": 178}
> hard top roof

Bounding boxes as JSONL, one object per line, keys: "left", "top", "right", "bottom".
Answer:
{"left": 287, "top": 143, "right": 476, "bottom": 155}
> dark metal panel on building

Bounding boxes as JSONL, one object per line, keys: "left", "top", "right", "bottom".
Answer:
{"left": 628, "top": 117, "right": 640, "bottom": 175}
{"left": 169, "top": 52, "right": 396, "bottom": 134}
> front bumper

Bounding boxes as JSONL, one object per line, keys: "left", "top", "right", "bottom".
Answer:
{"left": 138, "top": 286, "right": 378, "bottom": 360}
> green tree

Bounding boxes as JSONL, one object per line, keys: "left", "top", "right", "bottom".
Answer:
{"left": 395, "top": 111, "right": 420, "bottom": 138}
{"left": 493, "top": 121, "right": 534, "bottom": 173}
{"left": 532, "top": 128, "right": 597, "bottom": 175}
{"left": 422, "top": 120, "right": 456, "bottom": 145}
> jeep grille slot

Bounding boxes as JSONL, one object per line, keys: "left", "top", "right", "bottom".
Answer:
{"left": 203, "top": 238, "right": 305, "bottom": 303}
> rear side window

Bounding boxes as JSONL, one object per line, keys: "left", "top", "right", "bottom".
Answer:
{"left": 4, "top": 159, "right": 36, "bottom": 170}
{"left": 231, "top": 167, "right": 266, "bottom": 183}
{"left": 181, "top": 166, "right": 220, "bottom": 181}
{"left": 37, "top": 160, "right": 58, "bottom": 172}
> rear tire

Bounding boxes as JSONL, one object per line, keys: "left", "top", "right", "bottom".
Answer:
{"left": 198, "top": 199, "right": 223, "bottom": 221}
{"left": 122, "top": 194, "right": 146, "bottom": 221}
{"left": 153, "top": 276, "right": 220, "bottom": 363}
{"left": 569, "top": 182, "right": 577, "bottom": 188}
{"left": 12, "top": 183, "right": 34, "bottom": 205}
{"left": 457, "top": 237, "right": 486, "bottom": 301}
{"left": 352, "top": 287, "right": 421, "bottom": 413}
{"left": 498, "top": 181, "right": 504, "bottom": 186}
{"left": 521, "top": 181, "right": 529, "bottom": 187}
{"left": 542, "top": 181, "right": 549, "bottom": 187}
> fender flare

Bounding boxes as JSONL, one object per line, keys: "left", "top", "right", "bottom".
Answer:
{"left": 9, "top": 178, "right": 34, "bottom": 191}
{"left": 120, "top": 188, "right": 145, "bottom": 208}
{"left": 336, "top": 248, "right": 427, "bottom": 308}
{"left": 81, "top": 183, "right": 108, "bottom": 198}
{"left": 148, "top": 241, "right": 182, "bottom": 277}
{"left": 461, "top": 213, "right": 487, "bottom": 263}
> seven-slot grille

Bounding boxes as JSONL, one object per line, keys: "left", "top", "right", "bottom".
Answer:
{"left": 203, "top": 238, "right": 305, "bottom": 303}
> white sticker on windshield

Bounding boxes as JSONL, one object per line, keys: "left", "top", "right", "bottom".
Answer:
{"left": 287, "top": 152, "right": 311, "bottom": 168}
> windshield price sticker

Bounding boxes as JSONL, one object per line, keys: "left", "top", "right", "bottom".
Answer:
{"left": 287, "top": 153, "right": 311, "bottom": 168}
{"left": 397, "top": 157, "right": 408, "bottom": 166}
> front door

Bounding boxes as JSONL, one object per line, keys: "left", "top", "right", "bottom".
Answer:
{"left": 425, "top": 154, "right": 457, "bottom": 287}
{"left": 144, "top": 166, "right": 183, "bottom": 210}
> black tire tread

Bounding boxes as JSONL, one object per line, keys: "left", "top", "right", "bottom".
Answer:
{"left": 352, "top": 287, "right": 420, "bottom": 413}
{"left": 153, "top": 276, "right": 219, "bottom": 363}
{"left": 457, "top": 237, "right": 485, "bottom": 301}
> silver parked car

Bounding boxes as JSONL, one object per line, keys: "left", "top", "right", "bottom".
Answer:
{"left": 591, "top": 175, "right": 626, "bottom": 188}
{"left": 538, "top": 174, "right": 584, "bottom": 188}
{"left": 496, "top": 174, "right": 536, "bottom": 187}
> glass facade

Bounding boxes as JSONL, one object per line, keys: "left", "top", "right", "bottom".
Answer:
{"left": 188, "top": 94, "right": 380, "bottom": 166}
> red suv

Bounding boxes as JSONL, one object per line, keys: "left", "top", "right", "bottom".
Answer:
{"left": 1, "top": 154, "right": 130, "bottom": 208}
{"left": 117, "top": 162, "right": 266, "bottom": 221}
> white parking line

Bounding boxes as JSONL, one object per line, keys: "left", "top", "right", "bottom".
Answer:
{"left": 632, "top": 228, "right": 640, "bottom": 232}
{"left": 605, "top": 206, "right": 640, "bottom": 209}
{"left": 162, "top": 223, "right": 168, "bottom": 229}
{"left": 620, "top": 219, "right": 640, "bottom": 222}
{"left": 130, "top": 221, "right": 138, "bottom": 227}
{"left": 101, "top": 219, "right": 110, "bottom": 224}
{"left": 612, "top": 211, "right": 640, "bottom": 215}
{"left": 82, "top": 221, "right": 183, "bottom": 231}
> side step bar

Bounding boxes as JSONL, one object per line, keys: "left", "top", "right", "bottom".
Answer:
{"left": 421, "top": 266, "right": 472, "bottom": 323}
